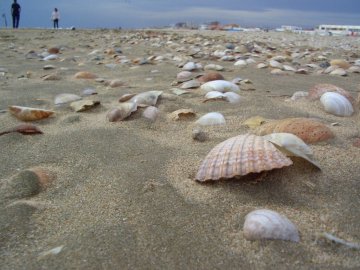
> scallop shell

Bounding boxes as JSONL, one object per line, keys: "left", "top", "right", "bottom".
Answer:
{"left": 308, "top": 84, "right": 354, "bottom": 104}
{"left": 195, "top": 134, "right": 292, "bottom": 182}
{"left": 197, "top": 72, "right": 224, "bottom": 83}
{"left": 9, "top": 106, "right": 54, "bottom": 121}
{"left": 106, "top": 102, "right": 137, "bottom": 122}
{"left": 243, "top": 209, "right": 300, "bottom": 242}
{"left": 74, "top": 71, "right": 97, "bottom": 79}
{"left": 320, "top": 92, "right": 354, "bottom": 117}
{"left": 129, "top": 91, "right": 162, "bottom": 107}
{"left": 54, "top": 93, "right": 82, "bottom": 105}
{"left": 200, "top": 80, "right": 239, "bottom": 93}
{"left": 254, "top": 118, "right": 334, "bottom": 144}
{"left": 142, "top": 106, "right": 159, "bottom": 122}
{"left": 195, "top": 112, "right": 226, "bottom": 126}
{"left": 263, "top": 133, "right": 320, "bottom": 169}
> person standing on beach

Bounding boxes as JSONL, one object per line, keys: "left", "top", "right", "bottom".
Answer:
{"left": 11, "top": 0, "right": 21, "bottom": 28}
{"left": 51, "top": 8, "right": 60, "bottom": 29}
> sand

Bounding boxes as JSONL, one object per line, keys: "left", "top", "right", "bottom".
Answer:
{"left": 0, "top": 28, "right": 359, "bottom": 269}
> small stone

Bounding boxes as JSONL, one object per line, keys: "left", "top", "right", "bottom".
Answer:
{"left": 192, "top": 127, "right": 207, "bottom": 142}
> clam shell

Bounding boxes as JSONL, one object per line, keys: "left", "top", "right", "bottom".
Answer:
{"left": 176, "top": 71, "right": 194, "bottom": 82}
{"left": 142, "top": 106, "right": 159, "bottom": 122}
{"left": 182, "top": 62, "right": 200, "bottom": 71}
{"left": 269, "top": 60, "right": 283, "bottom": 69}
{"left": 180, "top": 79, "right": 200, "bottom": 89}
{"left": 129, "top": 91, "right": 162, "bottom": 107}
{"left": 308, "top": 84, "right": 354, "bottom": 104}
{"left": 200, "top": 80, "right": 239, "bottom": 93}
{"left": 74, "top": 71, "right": 97, "bottom": 79}
{"left": 320, "top": 92, "right": 354, "bottom": 117}
{"left": 254, "top": 118, "right": 334, "bottom": 144}
{"left": 106, "top": 102, "right": 137, "bottom": 122}
{"left": 197, "top": 72, "right": 224, "bottom": 83}
{"left": 54, "top": 93, "right": 82, "bottom": 105}
{"left": 195, "top": 112, "right": 225, "bottom": 126}
{"left": 195, "top": 134, "right": 292, "bottom": 182}
{"left": 9, "top": 106, "right": 54, "bottom": 121}
{"left": 223, "top": 92, "right": 242, "bottom": 104}
{"left": 204, "top": 91, "right": 226, "bottom": 102}
{"left": 263, "top": 133, "right": 320, "bottom": 169}
{"left": 243, "top": 209, "right": 300, "bottom": 242}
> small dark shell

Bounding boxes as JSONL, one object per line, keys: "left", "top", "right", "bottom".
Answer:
{"left": 197, "top": 72, "right": 225, "bottom": 83}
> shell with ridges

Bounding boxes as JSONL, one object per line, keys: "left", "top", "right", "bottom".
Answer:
{"left": 320, "top": 92, "right": 354, "bottom": 117}
{"left": 9, "top": 106, "right": 54, "bottom": 121}
{"left": 195, "top": 134, "right": 293, "bottom": 182}
{"left": 243, "top": 209, "right": 300, "bottom": 242}
{"left": 200, "top": 80, "right": 239, "bottom": 93}
{"left": 308, "top": 84, "right": 354, "bottom": 104}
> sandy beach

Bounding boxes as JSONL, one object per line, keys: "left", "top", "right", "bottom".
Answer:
{"left": 0, "top": 28, "right": 359, "bottom": 269}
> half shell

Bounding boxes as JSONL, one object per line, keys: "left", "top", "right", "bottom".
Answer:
{"left": 128, "top": 91, "right": 162, "bottom": 107}
{"left": 195, "top": 134, "right": 292, "bottom": 182}
{"left": 200, "top": 80, "right": 239, "bottom": 93}
{"left": 243, "top": 209, "right": 300, "bottom": 242}
{"left": 195, "top": 112, "right": 225, "bottom": 126}
{"left": 106, "top": 102, "right": 137, "bottom": 122}
{"left": 9, "top": 106, "right": 54, "bottom": 121}
{"left": 320, "top": 92, "right": 354, "bottom": 117}
{"left": 308, "top": 84, "right": 354, "bottom": 104}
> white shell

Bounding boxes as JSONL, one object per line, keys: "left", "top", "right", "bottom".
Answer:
{"left": 176, "top": 71, "right": 193, "bottom": 82}
{"left": 195, "top": 112, "right": 225, "bottom": 126}
{"left": 263, "top": 133, "right": 320, "bottom": 169}
{"left": 283, "top": 65, "right": 296, "bottom": 72}
{"left": 54, "top": 93, "right": 82, "bottom": 105}
{"left": 204, "top": 91, "right": 225, "bottom": 100}
{"left": 221, "top": 55, "right": 235, "bottom": 61}
{"left": 330, "top": 68, "right": 347, "bottom": 76}
{"left": 204, "top": 64, "right": 224, "bottom": 71}
{"left": 257, "top": 63, "right": 268, "bottom": 69}
{"left": 142, "top": 106, "right": 159, "bottom": 122}
{"left": 180, "top": 79, "right": 200, "bottom": 89}
{"left": 129, "top": 91, "right": 162, "bottom": 107}
{"left": 43, "top": 54, "right": 59, "bottom": 61}
{"left": 320, "top": 92, "right": 354, "bottom": 117}
{"left": 243, "top": 209, "right": 300, "bottom": 242}
{"left": 269, "top": 60, "right": 283, "bottom": 69}
{"left": 234, "top": 60, "right": 247, "bottom": 67}
{"left": 223, "top": 92, "right": 242, "bottom": 104}
{"left": 200, "top": 80, "right": 239, "bottom": 93}
{"left": 182, "top": 62, "right": 201, "bottom": 71}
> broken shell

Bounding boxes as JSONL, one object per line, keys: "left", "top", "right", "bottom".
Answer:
{"left": 195, "top": 134, "right": 292, "bottom": 182}
{"left": 243, "top": 209, "right": 300, "bottom": 242}
{"left": 320, "top": 92, "right": 354, "bottom": 117}
{"left": 243, "top": 116, "right": 266, "bottom": 129}
{"left": 142, "top": 106, "right": 159, "bottom": 122}
{"left": 70, "top": 100, "right": 100, "bottom": 112}
{"left": 200, "top": 80, "right": 239, "bottom": 93}
{"left": 204, "top": 91, "right": 226, "bottom": 102}
{"left": 9, "top": 106, "right": 54, "bottom": 121}
{"left": 119, "top": 93, "right": 136, "bottom": 102}
{"left": 0, "top": 123, "right": 43, "bottom": 136}
{"left": 168, "top": 109, "right": 196, "bottom": 121}
{"left": 308, "top": 84, "right": 354, "bottom": 104}
{"left": 195, "top": 112, "right": 225, "bottom": 126}
{"left": 129, "top": 91, "right": 163, "bottom": 107}
{"left": 263, "top": 133, "right": 320, "bottom": 169}
{"left": 106, "top": 102, "right": 137, "bottom": 122}
{"left": 254, "top": 118, "right": 334, "bottom": 144}
{"left": 74, "top": 71, "right": 97, "bottom": 79}
{"left": 54, "top": 93, "right": 82, "bottom": 105}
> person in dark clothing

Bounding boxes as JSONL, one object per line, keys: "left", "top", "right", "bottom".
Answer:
{"left": 11, "top": 0, "right": 21, "bottom": 28}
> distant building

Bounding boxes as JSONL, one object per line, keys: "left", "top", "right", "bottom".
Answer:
{"left": 316, "top": 24, "right": 360, "bottom": 36}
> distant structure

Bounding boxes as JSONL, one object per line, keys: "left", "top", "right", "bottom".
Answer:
{"left": 275, "top": 25, "right": 303, "bottom": 32}
{"left": 316, "top": 24, "right": 360, "bottom": 36}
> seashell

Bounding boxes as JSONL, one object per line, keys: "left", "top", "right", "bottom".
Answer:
{"left": 9, "top": 106, "right": 54, "bottom": 121}
{"left": 197, "top": 72, "right": 224, "bottom": 83}
{"left": 320, "top": 92, "right": 354, "bottom": 117}
{"left": 192, "top": 127, "right": 207, "bottom": 142}
{"left": 200, "top": 80, "right": 239, "bottom": 93}
{"left": 106, "top": 102, "right": 137, "bottom": 122}
{"left": 168, "top": 109, "right": 196, "bottom": 121}
{"left": 142, "top": 106, "right": 159, "bottom": 122}
{"left": 195, "top": 134, "right": 292, "bottom": 182}
{"left": 180, "top": 79, "right": 200, "bottom": 89}
{"left": 176, "top": 71, "right": 193, "bottom": 82}
{"left": 129, "top": 91, "right": 162, "bottom": 107}
{"left": 234, "top": 60, "right": 247, "bottom": 67}
{"left": 290, "top": 91, "right": 308, "bottom": 101}
{"left": 263, "top": 133, "right": 320, "bottom": 169}
{"left": 257, "top": 63, "right": 268, "bottom": 69}
{"left": 43, "top": 54, "right": 59, "bottom": 61}
{"left": 43, "top": 65, "right": 56, "bottom": 70}
{"left": 221, "top": 55, "right": 235, "bottom": 61}
{"left": 105, "top": 79, "right": 124, "bottom": 88}
{"left": 223, "top": 92, "right": 242, "bottom": 104}
{"left": 254, "top": 118, "right": 334, "bottom": 144}
{"left": 348, "top": 66, "right": 360, "bottom": 73}
{"left": 0, "top": 123, "right": 43, "bottom": 136}
{"left": 323, "top": 65, "right": 337, "bottom": 74}
{"left": 70, "top": 100, "right": 100, "bottom": 112}
{"left": 171, "top": 88, "right": 190, "bottom": 96}
{"left": 82, "top": 88, "right": 97, "bottom": 96}
{"left": 243, "top": 116, "right": 266, "bottom": 128}
{"left": 308, "top": 84, "right": 354, "bottom": 104}
{"left": 246, "top": 58, "right": 256, "bottom": 64}
{"left": 182, "top": 62, "right": 199, "bottom": 71}
{"left": 270, "top": 69, "right": 286, "bottom": 75}
{"left": 231, "top": 77, "right": 243, "bottom": 85}
{"left": 243, "top": 209, "right": 300, "bottom": 242}
{"left": 54, "top": 93, "right": 82, "bottom": 105}
{"left": 330, "top": 68, "right": 347, "bottom": 76}
{"left": 47, "top": 47, "right": 60, "bottom": 54}
{"left": 283, "top": 65, "right": 296, "bottom": 72}
{"left": 204, "top": 64, "right": 224, "bottom": 71}
{"left": 269, "top": 60, "right": 283, "bottom": 69}
{"left": 74, "top": 71, "right": 97, "bottom": 79}
{"left": 119, "top": 93, "right": 136, "bottom": 102}
{"left": 204, "top": 91, "right": 226, "bottom": 102}
{"left": 330, "top": 59, "right": 351, "bottom": 69}
{"left": 195, "top": 112, "right": 225, "bottom": 126}
{"left": 295, "top": 68, "right": 308, "bottom": 74}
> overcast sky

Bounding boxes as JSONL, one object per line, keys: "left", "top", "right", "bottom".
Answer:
{"left": 1, "top": 0, "right": 359, "bottom": 29}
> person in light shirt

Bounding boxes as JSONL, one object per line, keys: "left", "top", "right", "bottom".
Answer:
{"left": 51, "top": 8, "right": 60, "bottom": 29}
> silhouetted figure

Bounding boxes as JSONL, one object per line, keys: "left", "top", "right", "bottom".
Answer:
{"left": 11, "top": 0, "right": 21, "bottom": 28}
{"left": 51, "top": 8, "right": 60, "bottom": 29}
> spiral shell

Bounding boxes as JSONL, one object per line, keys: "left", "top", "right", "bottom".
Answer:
{"left": 243, "top": 209, "right": 300, "bottom": 242}
{"left": 320, "top": 92, "right": 354, "bottom": 117}
{"left": 200, "top": 80, "right": 239, "bottom": 93}
{"left": 9, "top": 106, "right": 54, "bottom": 121}
{"left": 195, "top": 134, "right": 292, "bottom": 182}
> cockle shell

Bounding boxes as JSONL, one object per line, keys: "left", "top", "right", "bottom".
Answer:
{"left": 74, "top": 71, "right": 98, "bottom": 79}
{"left": 195, "top": 134, "right": 292, "bottom": 182}
{"left": 320, "top": 92, "right": 354, "bottom": 117}
{"left": 9, "top": 106, "right": 54, "bottom": 121}
{"left": 195, "top": 112, "right": 225, "bottom": 126}
{"left": 54, "top": 93, "right": 82, "bottom": 105}
{"left": 308, "top": 84, "right": 354, "bottom": 104}
{"left": 254, "top": 118, "right": 334, "bottom": 144}
{"left": 243, "top": 209, "right": 300, "bottom": 242}
{"left": 128, "top": 91, "right": 162, "bottom": 107}
{"left": 182, "top": 62, "right": 201, "bottom": 71}
{"left": 263, "top": 133, "right": 320, "bottom": 169}
{"left": 142, "top": 106, "right": 159, "bottom": 122}
{"left": 200, "top": 80, "right": 239, "bottom": 93}
{"left": 197, "top": 72, "right": 224, "bottom": 83}
{"left": 106, "top": 102, "right": 137, "bottom": 122}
